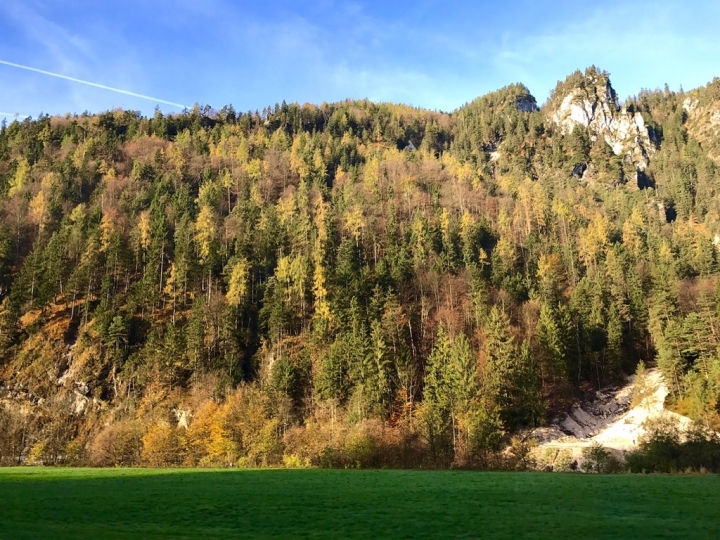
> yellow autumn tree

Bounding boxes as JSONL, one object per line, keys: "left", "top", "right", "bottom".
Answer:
{"left": 622, "top": 206, "right": 646, "bottom": 258}
{"left": 312, "top": 195, "right": 332, "bottom": 327}
{"left": 182, "top": 402, "right": 215, "bottom": 466}
{"left": 8, "top": 158, "right": 30, "bottom": 197}
{"left": 138, "top": 211, "right": 151, "bottom": 251}
{"left": 163, "top": 262, "right": 183, "bottom": 322}
{"left": 195, "top": 207, "right": 216, "bottom": 265}
{"left": 168, "top": 144, "right": 186, "bottom": 174}
{"left": 245, "top": 159, "right": 264, "bottom": 182}
{"left": 72, "top": 137, "right": 94, "bottom": 170}
{"left": 236, "top": 135, "right": 250, "bottom": 164}
{"left": 363, "top": 156, "right": 380, "bottom": 193}
{"left": 270, "top": 127, "right": 291, "bottom": 151}
{"left": 141, "top": 423, "right": 181, "bottom": 467}
{"left": 578, "top": 212, "right": 609, "bottom": 270}
{"left": 99, "top": 211, "right": 117, "bottom": 254}
{"left": 345, "top": 206, "right": 365, "bottom": 247}
{"left": 277, "top": 194, "right": 297, "bottom": 227}
{"left": 29, "top": 190, "right": 47, "bottom": 232}
{"left": 290, "top": 133, "right": 311, "bottom": 180}
{"left": 536, "top": 253, "right": 565, "bottom": 299}
{"left": 226, "top": 258, "right": 250, "bottom": 307}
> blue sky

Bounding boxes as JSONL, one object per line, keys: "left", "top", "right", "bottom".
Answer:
{"left": 1, "top": 0, "right": 719, "bottom": 120}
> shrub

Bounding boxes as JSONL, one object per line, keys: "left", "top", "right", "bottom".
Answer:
{"left": 508, "top": 437, "right": 537, "bottom": 471}
{"left": 141, "top": 424, "right": 182, "bottom": 467}
{"left": 64, "top": 438, "right": 86, "bottom": 465}
{"left": 282, "top": 453, "right": 311, "bottom": 468}
{"left": 467, "top": 405, "right": 503, "bottom": 467}
{"left": 534, "top": 448, "right": 575, "bottom": 472}
{"left": 27, "top": 441, "right": 47, "bottom": 465}
{"left": 224, "top": 388, "right": 282, "bottom": 467}
{"left": 0, "top": 404, "right": 27, "bottom": 465}
{"left": 417, "top": 402, "right": 453, "bottom": 468}
{"left": 89, "top": 421, "right": 143, "bottom": 466}
{"left": 344, "top": 430, "right": 377, "bottom": 468}
{"left": 283, "top": 419, "right": 337, "bottom": 467}
{"left": 679, "top": 425, "right": 720, "bottom": 471}
{"left": 180, "top": 387, "right": 284, "bottom": 468}
{"left": 181, "top": 401, "right": 221, "bottom": 466}
{"left": 582, "top": 443, "right": 622, "bottom": 473}
{"left": 626, "top": 416, "right": 720, "bottom": 473}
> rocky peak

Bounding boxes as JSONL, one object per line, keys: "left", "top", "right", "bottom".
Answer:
{"left": 547, "top": 68, "right": 655, "bottom": 170}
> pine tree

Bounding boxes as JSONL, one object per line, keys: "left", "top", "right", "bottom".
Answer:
{"left": 536, "top": 303, "right": 567, "bottom": 385}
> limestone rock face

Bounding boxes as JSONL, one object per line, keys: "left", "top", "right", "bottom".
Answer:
{"left": 683, "top": 91, "right": 720, "bottom": 164}
{"left": 607, "top": 109, "right": 653, "bottom": 170}
{"left": 549, "top": 75, "right": 654, "bottom": 170}
{"left": 528, "top": 370, "right": 697, "bottom": 472}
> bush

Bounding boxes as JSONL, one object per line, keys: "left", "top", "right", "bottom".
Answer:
{"left": 466, "top": 405, "right": 503, "bottom": 468}
{"left": 27, "top": 441, "right": 47, "bottom": 465}
{"left": 180, "top": 387, "right": 283, "bottom": 468}
{"left": 282, "top": 453, "right": 311, "bottom": 468}
{"left": 0, "top": 404, "right": 27, "bottom": 465}
{"left": 508, "top": 437, "right": 537, "bottom": 471}
{"left": 64, "top": 438, "right": 86, "bottom": 465}
{"left": 582, "top": 443, "right": 622, "bottom": 473}
{"left": 679, "top": 426, "right": 720, "bottom": 471}
{"left": 534, "top": 448, "right": 575, "bottom": 472}
{"left": 417, "top": 402, "right": 453, "bottom": 468}
{"left": 224, "top": 388, "right": 283, "bottom": 467}
{"left": 626, "top": 416, "right": 720, "bottom": 473}
{"left": 344, "top": 430, "right": 377, "bottom": 468}
{"left": 283, "top": 419, "right": 337, "bottom": 467}
{"left": 141, "top": 424, "right": 182, "bottom": 467}
{"left": 181, "top": 401, "right": 222, "bottom": 466}
{"left": 88, "top": 421, "right": 143, "bottom": 466}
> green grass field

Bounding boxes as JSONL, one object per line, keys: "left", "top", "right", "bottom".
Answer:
{"left": 0, "top": 468, "right": 718, "bottom": 539}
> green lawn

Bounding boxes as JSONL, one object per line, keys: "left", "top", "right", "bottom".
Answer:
{"left": 0, "top": 468, "right": 718, "bottom": 539}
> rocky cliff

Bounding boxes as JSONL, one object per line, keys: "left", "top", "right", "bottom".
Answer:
{"left": 547, "top": 69, "right": 654, "bottom": 171}
{"left": 683, "top": 78, "right": 720, "bottom": 163}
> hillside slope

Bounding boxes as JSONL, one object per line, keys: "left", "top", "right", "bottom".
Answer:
{"left": 0, "top": 67, "right": 719, "bottom": 468}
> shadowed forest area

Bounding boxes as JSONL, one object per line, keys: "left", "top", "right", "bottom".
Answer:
{"left": 1, "top": 67, "right": 720, "bottom": 468}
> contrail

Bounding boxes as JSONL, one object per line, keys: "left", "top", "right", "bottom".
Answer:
{"left": 0, "top": 112, "right": 26, "bottom": 117}
{"left": 0, "top": 59, "right": 189, "bottom": 109}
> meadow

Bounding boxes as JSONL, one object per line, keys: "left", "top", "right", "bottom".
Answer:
{"left": 0, "top": 468, "right": 718, "bottom": 539}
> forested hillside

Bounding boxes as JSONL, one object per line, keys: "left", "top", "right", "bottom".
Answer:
{"left": 1, "top": 66, "right": 719, "bottom": 468}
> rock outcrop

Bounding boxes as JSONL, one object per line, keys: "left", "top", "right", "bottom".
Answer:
{"left": 683, "top": 79, "right": 720, "bottom": 164}
{"left": 516, "top": 95, "right": 538, "bottom": 113}
{"left": 529, "top": 370, "right": 694, "bottom": 471}
{"left": 548, "top": 71, "right": 654, "bottom": 171}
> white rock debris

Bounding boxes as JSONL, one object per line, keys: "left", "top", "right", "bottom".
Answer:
{"left": 529, "top": 370, "right": 694, "bottom": 470}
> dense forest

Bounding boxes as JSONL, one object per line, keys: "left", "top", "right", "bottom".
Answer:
{"left": 1, "top": 66, "right": 719, "bottom": 468}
